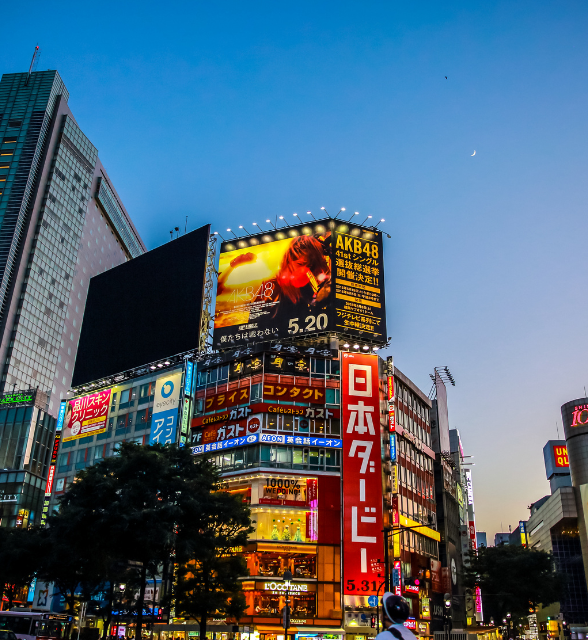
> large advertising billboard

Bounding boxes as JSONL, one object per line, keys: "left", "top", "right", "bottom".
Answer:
{"left": 73, "top": 225, "right": 210, "bottom": 387}
{"left": 62, "top": 389, "right": 112, "bottom": 442}
{"left": 341, "top": 352, "right": 384, "bottom": 596}
{"left": 213, "top": 219, "right": 386, "bottom": 349}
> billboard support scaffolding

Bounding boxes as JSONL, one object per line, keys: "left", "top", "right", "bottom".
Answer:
{"left": 199, "top": 234, "right": 218, "bottom": 355}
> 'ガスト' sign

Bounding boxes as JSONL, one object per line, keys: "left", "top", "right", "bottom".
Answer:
{"left": 342, "top": 353, "right": 383, "bottom": 596}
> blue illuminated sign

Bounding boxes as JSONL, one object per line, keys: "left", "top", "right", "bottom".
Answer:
{"left": 184, "top": 361, "right": 194, "bottom": 397}
{"left": 191, "top": 433, "right": 343, "bottom": 456}
{"left": 56, "top": 401, "right": 67, "bottom": 433}
{"left": 390, "top": 433, "right": 397, "bottom": 461}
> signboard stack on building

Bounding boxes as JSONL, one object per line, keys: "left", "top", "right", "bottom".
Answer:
{"left": 193, "top": 218, "right": 446, "bottom": 640}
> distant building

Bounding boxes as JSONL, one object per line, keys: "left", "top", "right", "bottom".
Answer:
{"left": 0, "top": 69, "right": 144, "bottom": 527}
{"left": 476, "top": 531, "right": 487, "bottom": 548}
{"left": 526, "top": 440, "right": 588, "bottom": 636}
{"left": 493, "top": 532, "right": 510, "bottom": 546}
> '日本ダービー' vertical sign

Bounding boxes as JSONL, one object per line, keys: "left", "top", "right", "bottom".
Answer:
{"left": 342, "top": 352, "right": 383, "bottom": 596}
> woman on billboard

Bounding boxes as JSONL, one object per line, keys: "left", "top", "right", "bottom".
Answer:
{"left": 215, "top": 233, "right": 331, "bottom": 335}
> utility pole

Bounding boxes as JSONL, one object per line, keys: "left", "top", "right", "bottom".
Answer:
{"left": 282, "top": 570, "right": 293, "bottom": 640}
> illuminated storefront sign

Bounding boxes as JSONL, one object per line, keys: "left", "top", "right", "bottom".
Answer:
{"left": 465, "top": 470, "right": 474, "bottom": 505}
{"left": 264, "top": 382, "right": 326, "bottom": 405}
{"left": 191, "top": 432, "right": 342, "bottom": 455}
{"left": 391, "top": 465, "right": 398, "bottom": 494}
{"left": 193, "top": 402, "right": 339, "bottom": 427}
{"left": 404, "top": 619, "right": 416, "bottom": 630}
{"left": 390, "top": 433, "right": 397, "bottom": 461}
{"left": 204, "top": 388, "right": 250, "bottom": 412}
{"left": 62, "top": 389, "right": 111, "bottom": 442}
{"left": 342, "top": 353, "right": 383, "bottom": 596}
{"left": 259, "top": 476, "right": 317, "bottom": 506}
{"left": 184, "top": 361, "right": 194, "bottom": 397}
{"left": 0, "top": 389, "right": 36, "bottom": 407}
{"left": 40, "top": 400, "right": 67, "bottom": 527}
{"left": 554, "top": 445, "right": 569, "bottom": 467}
{"left": 150, "top": 370, "right": 182, "bottom": 445}
{"left": 469, "top": 520, "right": 477, "bottom": 549}
{"left": 387, "top": 357, "right": 395, "bottom": 432}
{"left": 264, "top": 581, "right": 309, "bottom": 593}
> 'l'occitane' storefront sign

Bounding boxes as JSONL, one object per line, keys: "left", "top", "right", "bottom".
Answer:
{"left": 264, "top": 581, "right": 308, "bottom": 593}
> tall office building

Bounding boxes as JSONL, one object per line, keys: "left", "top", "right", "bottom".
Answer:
{"left": 0, "top": 69, "right": 144, "bottom": 527}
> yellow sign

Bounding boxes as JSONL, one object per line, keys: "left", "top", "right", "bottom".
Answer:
{"left": 397, "top": 515, "right": 441, "bottom": 541}
{"left": 391, "top": 465, "right": 399, "bottom": 494}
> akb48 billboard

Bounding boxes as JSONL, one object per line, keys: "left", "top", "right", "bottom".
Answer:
{"left": 213, "top": 220, "right": 386, "bottom": 349}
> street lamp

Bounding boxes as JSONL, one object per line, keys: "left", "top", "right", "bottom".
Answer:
{"left": 444, "top": 593, "right": 452, "bottom": 640}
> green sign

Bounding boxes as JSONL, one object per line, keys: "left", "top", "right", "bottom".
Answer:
{"left": 0, "top": 391, "right": 35, "bottom": 406}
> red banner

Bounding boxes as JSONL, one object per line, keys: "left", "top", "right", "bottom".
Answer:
{"left": 263, "top": 382, "right": 326, "bottom": 405}
{"left": 342, "top": 353, "right": 383, "bottom": 596}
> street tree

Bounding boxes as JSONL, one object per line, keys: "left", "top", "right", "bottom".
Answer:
{"left": 464, "top": 544, "right": 566, "bottom": 623}
{"left": 172, "top": 487, "right": 252, "bottom": 638}
{"left": 0, "top": 526, "right": 44, "bottom": 609}
{"left": 45, "top": 442, "right": 246, "bottom": 640}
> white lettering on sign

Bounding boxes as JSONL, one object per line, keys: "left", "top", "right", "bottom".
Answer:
{"left": 264, "top": 581, "right": 308, "bottom": 592}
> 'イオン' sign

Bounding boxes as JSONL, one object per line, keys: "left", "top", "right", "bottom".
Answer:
{"left": 342, "top": 353, "right": 383, "bottom": 596}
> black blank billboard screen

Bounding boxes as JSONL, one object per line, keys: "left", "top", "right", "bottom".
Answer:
{"left": 72, "top": 225, "right": 210, "bottom": 387}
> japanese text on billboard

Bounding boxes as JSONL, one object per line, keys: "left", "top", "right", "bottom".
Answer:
{"left": 62, "top": 389, "right": 112, "bottom": 442}
{"left": 213, "top": 220, "right": 386, "bottom": 349}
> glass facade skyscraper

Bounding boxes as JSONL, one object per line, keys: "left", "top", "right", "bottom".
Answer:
{"left": 0, "top": 69, "right": 145, "bottom": 527}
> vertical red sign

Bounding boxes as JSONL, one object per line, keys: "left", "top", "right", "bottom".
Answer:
{"left": 342, "top": 352, "right": 383, "bottom": 596}
{"left": 469, "top": 521, "right": 477, "bottom": 549}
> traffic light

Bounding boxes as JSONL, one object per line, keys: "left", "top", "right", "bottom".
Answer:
{"left": 371, "top": 615, "right": 376, "bottom": 628}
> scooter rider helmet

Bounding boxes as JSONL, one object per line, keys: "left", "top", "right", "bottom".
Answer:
{"left": 381, "top": 592, "right": 410, "bottom": 625}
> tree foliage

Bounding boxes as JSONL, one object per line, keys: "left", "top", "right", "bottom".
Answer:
{"left": 172, "top": 488, "right": 252, "bottom": 637}
{"left": 0, "top": 526, "right": 44, "bottom": 609}
{"left": 40, "top": 443, "right": 250, "bottom": 640}
{"left": 464, "top": 544, "right": 566, "bottom": 623}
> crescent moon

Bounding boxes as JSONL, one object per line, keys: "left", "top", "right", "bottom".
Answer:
{"left": 471, "top": 150, "right": 476, "bottom": 156}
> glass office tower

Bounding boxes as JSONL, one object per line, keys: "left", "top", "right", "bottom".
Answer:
{"left": 0, "top": 70, "right": 144, "bottom": 526}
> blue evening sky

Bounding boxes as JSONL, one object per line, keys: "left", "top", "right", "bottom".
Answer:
{"left": 4, "top": 0, "right": 588, "bottom": 540}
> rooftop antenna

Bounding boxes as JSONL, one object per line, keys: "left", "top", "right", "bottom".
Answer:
{"left": 556, "top": 420, "right": 560, "bottom": 440}
{"left": 185, "top": 216, "right": 188, "bottom": 235}
{"left": 25, "top": 45, "right": 40, "bottom": 86}
{"left": 169, "top": 230, "right": 173, "bottom": 241}
{"left": 175, "top": 226, "right": 179, "bottom": 238}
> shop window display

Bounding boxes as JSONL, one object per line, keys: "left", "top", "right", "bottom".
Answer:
{"left": 245, "top": 552, "right": 317, "bottom": 578}
{"left": 251, "top": 509, "right": 310, "bottom": 542}
{"left": 245, "top": 589, "right": 316, "bottom": 618}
